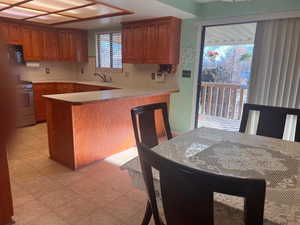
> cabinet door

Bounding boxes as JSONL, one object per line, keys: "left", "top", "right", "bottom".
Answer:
{"left": 74, "top": 84, "right": 103, "bottom": 92}
{"left": 155, "top": 21, "right": 170, "bottom": 64}
{"left": 144, "top": 23, "right": 158, "bottom": 63}
{"left": 56, "top": 83, "right": 74, "bottom": 94}
{"left": 43, "top": 29, "right": 59, "bottom": 61}
{"left": 8, "top": 23, "right": 21, "bottom": 45}
{"left": 132, "top": 25, "right": 145, "bottom": 63}
{"left": 33, "top": 83, "right": 57, "bottom": 122}
{"left": 22, "top": 26, "right": 43, "bottom": 61}
{"left": 122, "top": 26, "right": 132, "bottom": 63}
{"left": 122, "top": 25, "right": 144, "bottom": 63}
{"left": 74, "top": 31, "right": 88, "bottom": 62}
{"left": 0, "top": 22, "right": 9, "bottom": 42}
{"left": 59, "top": 31, "right": 72, "bottom": 61}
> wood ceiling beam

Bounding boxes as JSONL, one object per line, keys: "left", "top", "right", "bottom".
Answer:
{"left": 0, "top": 0, "right": 33, "bottom": 12}
{"left": 22, "top": 3, "right": 97, "bottom": 21}
{"left": 86, "top": 0, "right": 131, "bottom": 11}
{"left": 52, "top": 10, "right": 134, "bottom": 26}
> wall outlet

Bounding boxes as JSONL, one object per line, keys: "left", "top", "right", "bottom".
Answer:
{"left": 151, "top": 73, "right": 155, "bottom": 80}
{"left": 155, "top": 72, "right": 165, "bottom": 82}
{"left": 45, "top": 68, "right": 50, "bottom": 74}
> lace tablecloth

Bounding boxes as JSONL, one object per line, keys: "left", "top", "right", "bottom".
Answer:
{"left": 121, "top": 128, "right": 300, "bottom": 225}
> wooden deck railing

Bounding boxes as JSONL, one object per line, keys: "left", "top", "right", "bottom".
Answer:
{"left": 199, "top": 82, "right": 248, "bottom": 120}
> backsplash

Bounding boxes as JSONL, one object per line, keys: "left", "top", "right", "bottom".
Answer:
{"left": 18, "top": 62, "right": 79, "bottom": 82}
{"left": 18, "top": 57, "right": 179, "bottom": 90}
{"left": 78, "top": 57, "right": 179, "bottom": 90}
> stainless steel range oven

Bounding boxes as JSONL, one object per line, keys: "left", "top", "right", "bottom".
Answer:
{"left": 16, "top": 81, "right": 36, "bottom": 127}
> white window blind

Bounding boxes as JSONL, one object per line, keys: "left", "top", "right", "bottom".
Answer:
{"left": 96, "top": 32, "right": 122, "bottom": 69}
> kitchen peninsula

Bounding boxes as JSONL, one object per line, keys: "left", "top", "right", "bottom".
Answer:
{"left": 44, "top": 87, "right": 176, "bottom": 170}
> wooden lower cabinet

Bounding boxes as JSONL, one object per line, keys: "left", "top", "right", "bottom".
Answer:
{"left": 33, "top": 83, "right": 57, "bottom": 122}
{"left": 0, "top": 148, "right": 13, "bottom": 225}
{"left": 33, "top": 83, "right": 115, "bottom": 122}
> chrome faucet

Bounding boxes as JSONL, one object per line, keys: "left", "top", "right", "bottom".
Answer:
{"left": 94, "top": 73, "right": 112, "bottom": 83}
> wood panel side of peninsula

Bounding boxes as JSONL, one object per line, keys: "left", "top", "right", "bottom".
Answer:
{"left": 46, "top": 94, "right": 170, "bottom": 170}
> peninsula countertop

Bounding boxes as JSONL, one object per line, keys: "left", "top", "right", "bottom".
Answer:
{"left": 40, "top": 80, "right": 178, "bottom": 104}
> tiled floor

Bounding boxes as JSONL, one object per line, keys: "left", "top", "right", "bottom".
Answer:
{"left": 7, "top": 123, "right": 154, "bottom": 225}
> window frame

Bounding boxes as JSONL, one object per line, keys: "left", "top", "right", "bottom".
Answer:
{"left": 95, "top": 31, "right": 123, "bottom": 72}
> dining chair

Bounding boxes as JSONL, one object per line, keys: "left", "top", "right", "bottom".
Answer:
{"left": 131, "top": 102, "right": 173, "bottom": 225}
{"left": 240, "top": 103, "right": 300, "bottom": 141}
{"left": 138, "top": 143, "right": 266, "bottom": 225}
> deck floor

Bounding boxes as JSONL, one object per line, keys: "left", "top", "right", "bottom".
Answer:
{"left": 198, "top": 114, "right": 241, "bottom": 132}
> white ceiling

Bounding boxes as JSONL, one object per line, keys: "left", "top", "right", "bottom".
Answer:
{"left": 55, "top": 0, "right": 195, "bottom": 30}
{"left": 205, "top": 23, "right": 257, "bottom": 46}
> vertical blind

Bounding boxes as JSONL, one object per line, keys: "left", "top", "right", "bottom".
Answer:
{"left": 96, "top": 32, "right": 122, "bottom": 69}
{"left": 249, "top": 18, "right": 300, "bottom": 108}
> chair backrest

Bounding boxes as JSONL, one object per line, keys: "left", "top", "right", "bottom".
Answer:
{"left": 240, "top": 103, "right": 300, "bottom": 141}
{"left": 138, "top": 144, "right": 266, "bottom": 225}
{"left": 131, "top": 103, "right": 172, "bottom": 148}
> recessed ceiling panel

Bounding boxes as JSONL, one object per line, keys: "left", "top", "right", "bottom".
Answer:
{"left": 0, "top": 3, "right": 9, "bottom": 9}
{"left": 22, "top": 0, "right": 93, "bottom": 12}
{"left": 28, "top": 13, "right": 77, "bottom": 24}
{"left": 0, "top": 6, "right": 44, "bottom": 19}
{"left": 0, "top": 0, "right": 25, "bottom": 4}
{"left": 60, "top": 4, "right": 120, "bottom": 18}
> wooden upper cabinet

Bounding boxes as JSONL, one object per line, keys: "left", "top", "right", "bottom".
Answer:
{"left": 58, "top": 31, "right": 72, "bottom": 61}
{"left": 75, "top": 31, "right": 88, "bottom": 63}
{"left": 122, "top": 24, "right": 144, "bottom": 64}
{"left": 0, "top": 22, "right": 21, "bottom": 45}
{"left": 59, "top": 30, "right": 88, "bottom": 62}
{"left": 122, "top": 17, "right": 181, "bottom": 65}
{"left": 0, "top": 19, "right": 88, "bottom": 62}
{"left": 43, "top": 29, "right": 59, "bottom": 61}
{"left": 8, "top": 23, "right": 21, "bottom": 45}
{"left": 22, "top": 26, "right": 44, "bottom": 61}
{"left": 0, "top": 22, "right": 9, "bottom": 42}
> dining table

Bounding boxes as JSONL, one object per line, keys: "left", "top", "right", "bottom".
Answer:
{"left": 121, "top": 127, "right": 300, "bottom": 225}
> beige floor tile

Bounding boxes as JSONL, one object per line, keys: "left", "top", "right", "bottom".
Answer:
{"left": 16, "top": 212, "right": 70, "bottom": 225}
{"left": 37, "top": 189, "right": 80, "bottom": 209}
{"left": 10, "top": 184, "right": 35, "bottom": 208}
{"left": 52, "top": 197, "right": 100, "bottom": 224}
{"left": 127, "top": 209, "right": 156, "bottom": 225}
{"left": 124, "top": 189, "right": 148, "bottom": 204}
{"left": 13, "top": 199, "right": 52, "bottom": 224}
{"left": 104, "top": 195, "right": 144, "bottom": 223}
{"left": 73, "top": 208, "right": 125, "bottom": 225}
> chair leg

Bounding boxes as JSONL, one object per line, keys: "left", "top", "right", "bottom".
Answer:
{"left": 141, "top": 200, "right": 152, "bottom": 225}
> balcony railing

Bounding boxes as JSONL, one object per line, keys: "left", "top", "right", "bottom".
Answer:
{"left": 199, "top": 82, "right": 248, "bottom": 120}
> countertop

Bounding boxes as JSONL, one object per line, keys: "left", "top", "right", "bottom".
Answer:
{"left": 44, "top": 88, "right": 178, "bottom": 104}
{"left": 28, "top": 79, "right": 178, "bottom": 104}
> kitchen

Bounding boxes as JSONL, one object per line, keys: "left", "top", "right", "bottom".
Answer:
{"left": 2, "top": 1, "right": 300, "bottom": 225}
{"left": 0, "top": 0, "right": 191, "bottom": 224}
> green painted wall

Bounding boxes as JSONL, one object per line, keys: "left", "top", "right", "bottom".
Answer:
{"left": 197, "top": 0, "right": 300, "bottom": 20}
{"left": 169, "top": 19, "right": 198, "bottom": 133}
{"left": 87, "top": 26, "right": 121, "bottom": 57}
